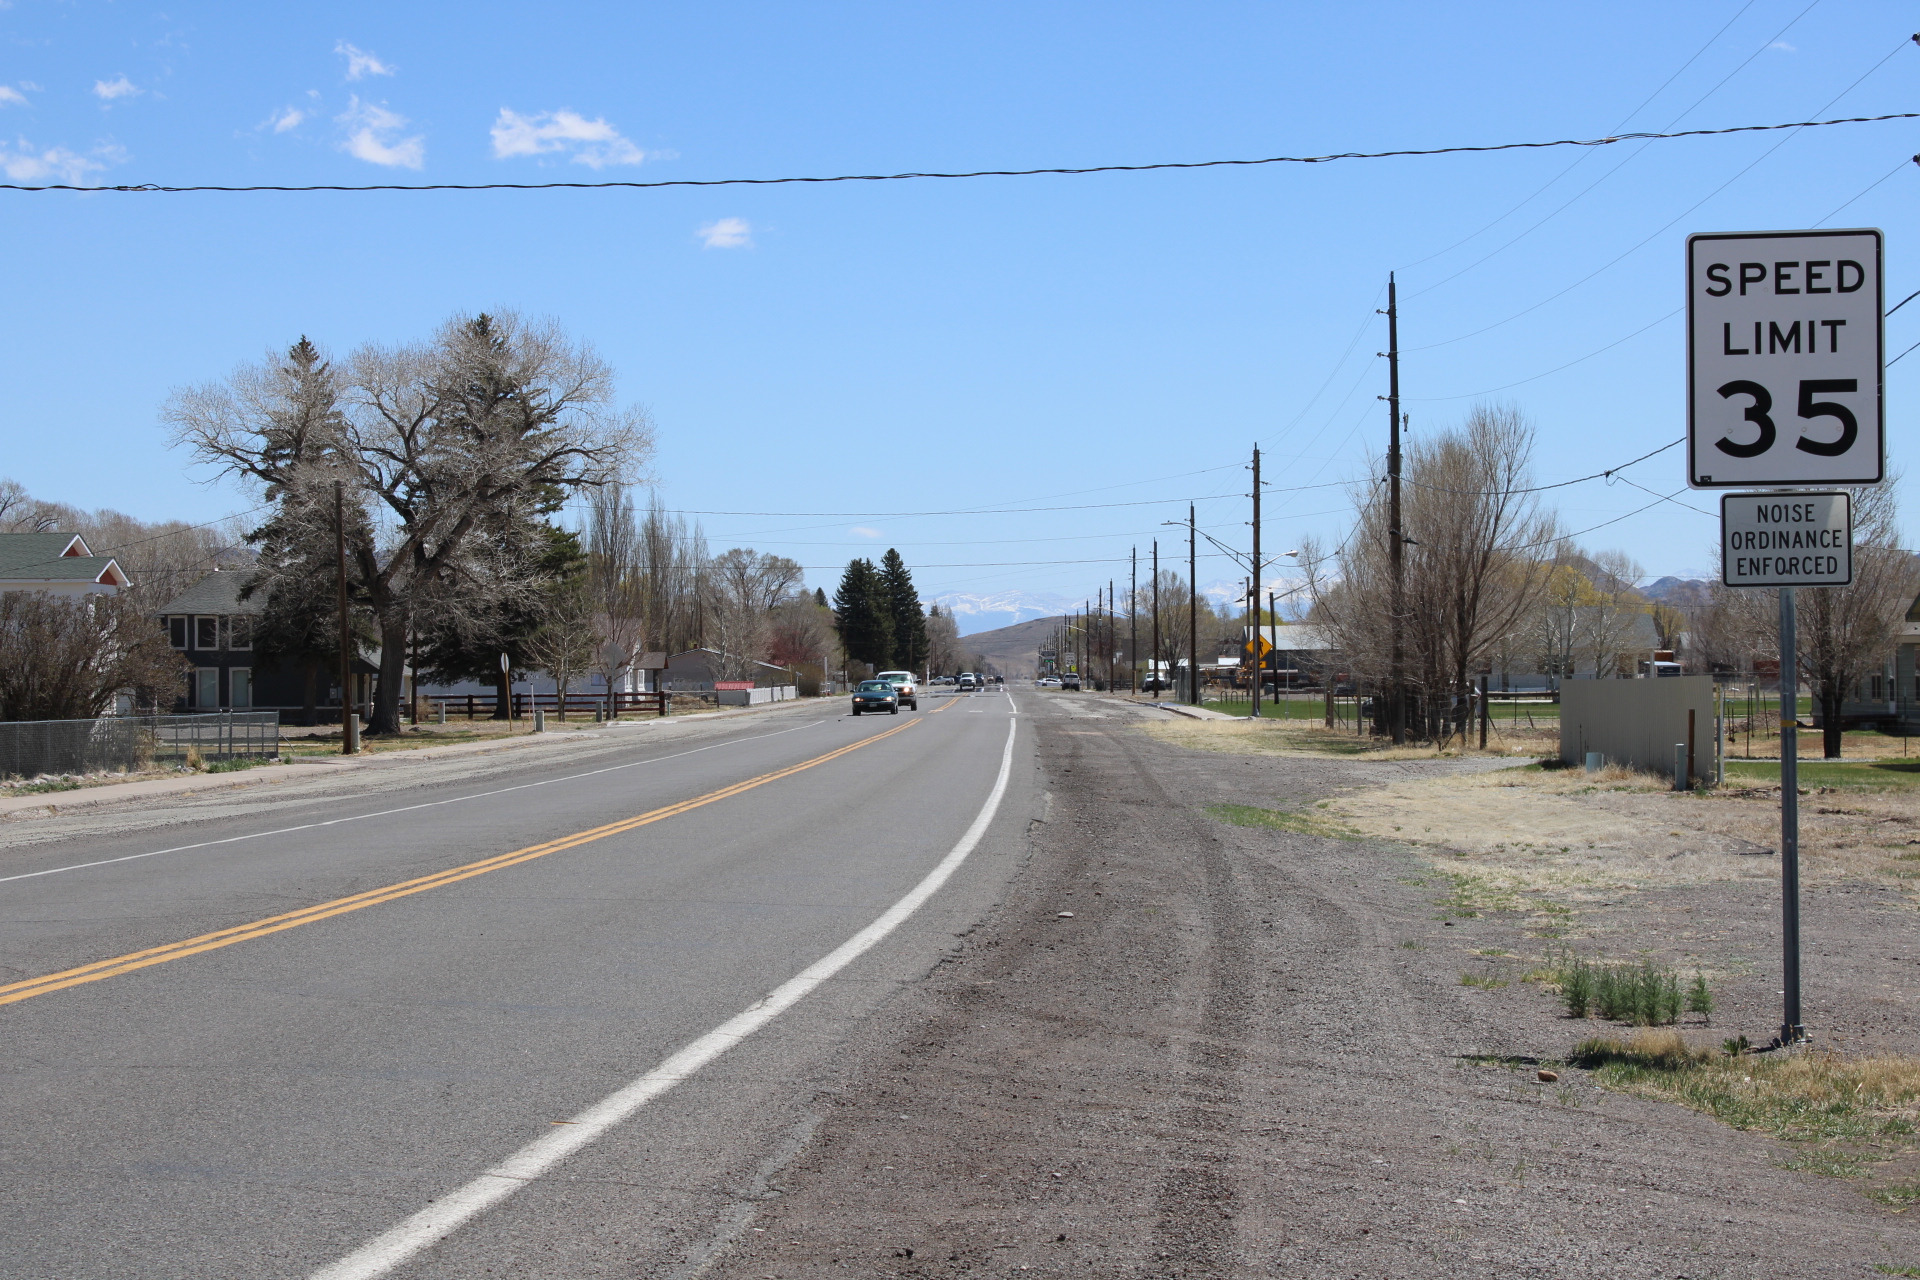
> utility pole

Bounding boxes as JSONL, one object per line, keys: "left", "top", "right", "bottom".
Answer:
{"left": 1130, "top": 548, "right": 1138, "bottom": 696}
{"left": 1250, "top": 443, "right": 1262, "bottom": 718}
{"left": 1108, "top": 579, "right": 1116, "bottom": 690}
{"left": 1188, "top": 502, "right": 1199, "bottom": 706}
{"left": 1151, "top": 540, "right": 1161, "bottom": 697}
{"left": 334, "top": 480, "right": 356, "bottom": 755}
{"left": 1385, "top": 273, "right": 1406, "bottom": 744}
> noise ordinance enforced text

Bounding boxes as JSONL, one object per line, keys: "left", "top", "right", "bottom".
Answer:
{"left": 1687, "top": 228, "right": 1883, "bottom": 489}
{"left": 1720, "top": 491, "right": 1852, "bottom": 588}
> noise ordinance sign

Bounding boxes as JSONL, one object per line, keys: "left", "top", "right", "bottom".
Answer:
{"left": 1720, "top": 491, "right": 1852, "bottom": 588}
{"left": 1687, "top": 228, "right": 1883, "bottom": 488}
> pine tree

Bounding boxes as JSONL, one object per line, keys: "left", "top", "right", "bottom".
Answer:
{"left": 878, "top": 549, "right": 929, "bottom": 671}
{"left": 833, "top": 558, "right": 892, "bottom": 672}
{"left": 814, "top": 587, "right": 828, "bottom": 607}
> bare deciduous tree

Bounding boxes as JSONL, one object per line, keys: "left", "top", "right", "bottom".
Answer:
{"left": 0, "top": 592, "right": 187, "bottom": 721}
{"left": 167, "top": 314, "right": 650, "bottom": 735}
{"left": 1306, "top": 404, "right": 1556, "bottom": 741}
{"left": 586, "top": 483, "right": 646, "bottom": 717}
{"left": 1799, "top": 483, "right": 1920, "bottom": 758}
{"left": 703, "top": 548, "right": 803, "bottom": 680}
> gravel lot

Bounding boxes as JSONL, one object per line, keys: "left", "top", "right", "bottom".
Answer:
{"left": 702, "top": 692, "right": 1920, "bottom": 1279}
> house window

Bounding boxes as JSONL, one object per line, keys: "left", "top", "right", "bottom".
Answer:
{"left": 167, "top": 616, "right": 187, "bottom": 649}
{"left": 194, "top": 616, "right": 219, "bottom": 650}
{"left": 230, "top": 667, "right": 252, "bottom": 709}
{"left": 230, "top": 616, "right": 253, "bottom": 650}
{"left": 194, "top": 668, "right": 219, "bottom": 709}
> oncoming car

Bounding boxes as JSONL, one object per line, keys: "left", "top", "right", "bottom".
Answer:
{"left": 875, "top": 670, "right": 919, "bottom": 709}
{"left": 851, "top": 680, "right": 900, "bottom": 715}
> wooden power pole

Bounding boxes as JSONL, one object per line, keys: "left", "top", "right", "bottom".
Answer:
{"left": 335, "top": 480, "right": 356, "bottom": 755}
{"left": 1250, "top": 444, "right": 1262, "bottom": 718}
{"left": 1385, "top": 274, "right": 1406, "bottom": 744}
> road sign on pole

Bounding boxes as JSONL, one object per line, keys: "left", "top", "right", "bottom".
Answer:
{"left": 1720, "top": 491, "right": 1853, "bottom": 588}
{"left": 1687, "top": 228, "right": 1883, "bottom": 489}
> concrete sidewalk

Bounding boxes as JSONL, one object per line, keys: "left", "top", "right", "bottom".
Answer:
{"left": 0, "top": 700, "right": 817, "bottom": 821}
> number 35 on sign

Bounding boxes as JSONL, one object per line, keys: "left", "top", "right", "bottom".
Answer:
{"left": 1688, "top": 228, "right": 1883, "bottom": 489}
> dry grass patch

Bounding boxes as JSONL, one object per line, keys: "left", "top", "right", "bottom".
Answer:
{"left": 1139, "top": 715, "right": 1534, "bottom": 761}
{"left": 1316, "top": 762, "right": 1920, "bottom": 898}
{"left": 1571, "top": 1031, "right": 1920, "bottom": 1195}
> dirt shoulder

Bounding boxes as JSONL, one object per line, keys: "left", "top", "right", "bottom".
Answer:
{"left": 697, "top": 696, "right": 1920, "bottom": 1278}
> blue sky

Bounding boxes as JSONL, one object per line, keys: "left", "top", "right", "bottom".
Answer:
{"left": 2, "top": 1, "right": 1917, "bottom": 611}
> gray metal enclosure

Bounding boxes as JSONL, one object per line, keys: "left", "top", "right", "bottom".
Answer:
{"left": 0, "top": 712, "right": 280, "bottom": 779}
{"left": 1558, "top": 677, "right": 1717, "bottom": 777}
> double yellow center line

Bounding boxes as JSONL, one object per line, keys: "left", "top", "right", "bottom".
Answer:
{"left": 0, "top": 716, "right": 926, "bottom": 1009}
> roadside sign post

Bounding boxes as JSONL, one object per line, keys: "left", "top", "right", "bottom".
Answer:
{"left": 1691, "top": 228, "right": 1883, "bottom": 1049}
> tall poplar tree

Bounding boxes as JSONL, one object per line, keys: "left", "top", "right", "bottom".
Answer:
{"left": 833, "top": 558, "right": 892, "bottom": 672}
{"left": 879, "top": 549, "right": 929, "bottom": 671}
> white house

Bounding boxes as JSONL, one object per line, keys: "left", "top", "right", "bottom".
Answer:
{"left": 0, "top": 533, "right": 129, "bottom": 597}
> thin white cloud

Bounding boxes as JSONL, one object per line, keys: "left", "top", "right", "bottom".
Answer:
{"left": 336, "top": 42, "right": 395, "bottom": 80}
{"left": 93, "top": 76, "right": 140, "bottom": 101}
{"left": 1771, "top": 41, "right": 1797, "bottom": 52}
{"left": 0, "top": 86, "right": 26, "bottom": 107}
{"left": 850, "top": 526, "right": 881, "bottom": 538}
{"left": 336, "top": 96, "right": 423, "bottom": 169}
{"left": 0, "top": 139, "right": 107, "bottom": 183}
{"left": 268, "top": 106, "right": 305, "bottom": 133}
{"left": 698, "top": 216, "right": 753, "bottom": 249}
{"left": 489, "top": 108, "right": 648, "bottom": 168}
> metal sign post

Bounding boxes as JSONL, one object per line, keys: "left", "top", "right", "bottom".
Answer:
{"left": 1691, "top": 227, "right": 1883, "bottom": 1049}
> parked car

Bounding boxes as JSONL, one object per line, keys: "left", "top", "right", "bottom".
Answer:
{"left": 1036, "top": 676, "right": 1061, "bottom": 688}
{"left": 1061, "top": 674, "right": 1081, "bottom": 690}
{"left": 876, "top": 670, "right": 919, "bottom": 709}
{"left": 851, "top": 680, "right": 899, "bottom": 715}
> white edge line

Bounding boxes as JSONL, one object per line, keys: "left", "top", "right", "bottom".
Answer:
{"left": 308, "top": 714, "right": 1019, "bottom": 1280}
{"left": 0, "top": 718, "right": 829, "bottom": 887}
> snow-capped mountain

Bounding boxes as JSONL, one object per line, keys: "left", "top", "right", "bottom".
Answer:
{"left": 929, "top": 590, "right": 1076, "bottom": 636}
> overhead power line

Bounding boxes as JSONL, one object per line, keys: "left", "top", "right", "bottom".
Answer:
{"left": 3, "top": 114, "right": 1914, "bottom": 195}
{"left": 1399, "top": 438, "right": 1682, "bottom": 497}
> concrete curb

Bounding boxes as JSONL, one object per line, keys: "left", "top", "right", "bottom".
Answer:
{"left": 0, "top": 699, "right": 819, "bottom": 820}
{"left": 1154, "top": 703, "right": 1238, "bottom": 721}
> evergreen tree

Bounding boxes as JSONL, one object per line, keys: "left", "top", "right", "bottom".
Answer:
{"left": 878, "top": 549, "right": 928, "bottom": 671}
{"left": 814, "top": 587, "right": 828, "bottom": 607}
{"left": 833, "top": 558, "right": 892, "bottom": 672}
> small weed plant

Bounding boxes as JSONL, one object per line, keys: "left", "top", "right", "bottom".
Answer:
{"left": 1549, "top": 952, "right": 1697, "bottom": 1026}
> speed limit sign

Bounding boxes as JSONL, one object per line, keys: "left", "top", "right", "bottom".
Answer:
{"left": 1687, "top": 228, "right": 1883, "bottom": 488}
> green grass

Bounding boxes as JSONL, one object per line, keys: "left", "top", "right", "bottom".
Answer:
{"left": 203, "top": 756, "right": 275, "bottom": 774}
{"left": 1725, "top": 759, "right": 1920, "bottom": 790}
{"left": 1873, "top": 1266, "right": 1920, "bottom": 1276}
{"left": 1203, "top": 802, "right": 1358, "bottom": 840}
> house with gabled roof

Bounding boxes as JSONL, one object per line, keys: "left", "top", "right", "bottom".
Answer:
{"left": 0, "top": 532, "right": 129, "bottom": 596}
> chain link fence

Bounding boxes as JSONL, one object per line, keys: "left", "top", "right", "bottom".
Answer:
{"left": 0, "top": 712, "right": 280, "bottom": 780}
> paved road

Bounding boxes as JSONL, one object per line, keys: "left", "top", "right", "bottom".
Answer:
{"left": 0, "top": 688, "right": 1030, "bottom": 1279}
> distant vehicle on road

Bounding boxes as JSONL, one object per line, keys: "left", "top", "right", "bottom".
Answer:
{"left": 851, "top": 680, "right": 899, "bottom": 715}
{"left": 1061, "top": 673, "right": 1081, "bottom": 690}
{"left": 1036, "top": 676, "right": 1060, "bottom": 688}
{"left": 957, "top": 673, "right": 978, "bottom": 690}
{"left": 875, "top": 670, "right": 919, "bottom": 709}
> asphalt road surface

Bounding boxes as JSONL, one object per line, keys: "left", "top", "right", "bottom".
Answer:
{"left": 0, "top": 687, "right": 1031, "bottom": 1279}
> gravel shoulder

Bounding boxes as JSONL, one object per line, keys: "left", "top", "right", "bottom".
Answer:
{"left": 697, "top": 692, "right": 1920, "bottom": 1279}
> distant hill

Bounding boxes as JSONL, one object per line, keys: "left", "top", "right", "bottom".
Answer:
{"left": 949, "top": 614, "right": 1065, "bottom": 677}
{"left": 1642, "top": 576, "right": 1714, "bottom": 607}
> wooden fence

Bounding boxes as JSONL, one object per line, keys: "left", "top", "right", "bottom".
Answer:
{"left": 426, "top": 690, "right": 669, "bottom": 720}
